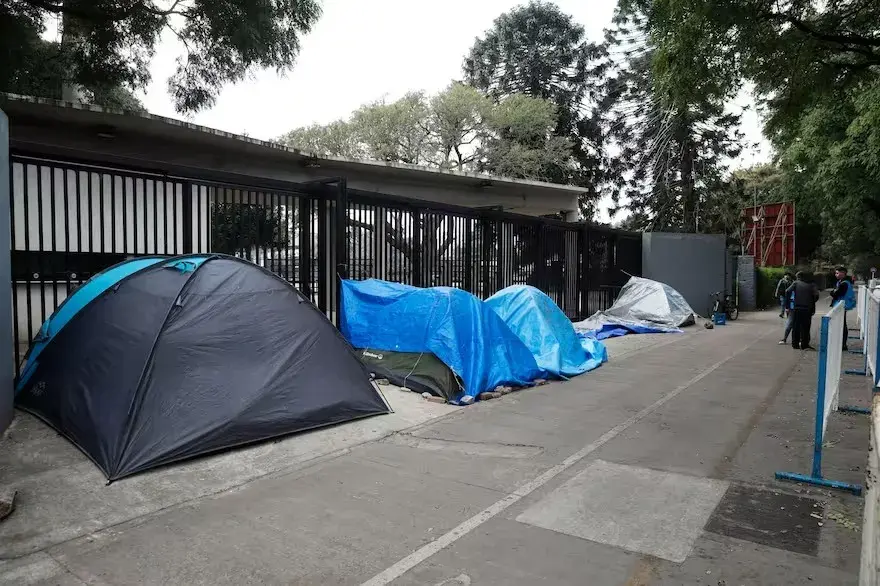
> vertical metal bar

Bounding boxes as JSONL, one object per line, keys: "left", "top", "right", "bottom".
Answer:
{"left": 152, "top": 177, "right": 158, "bottom": 255}
{"left": 121, "top": 176, "right": 129, "bottom": 255}
{"left": 97, "top": 172, "right": 105, "bottom": 254}
{"left": 49, "top": 166, "right": 58, "bottom": 310}
{"left": 142, "top": 179, "right": 150, "bottom": 254}
{"left": 162, "top": 181, "right": 169, "bottom": 255}
{"left": 22, "top": 164, "right": 33, "bottom": 345}
{"left": 180, "top": 182, "right": 192, "bottom": 253}
{"left": 61, "top": 168, "right": 71, "bottom": 304}
{"left": 580, "top": 224, "right": 590, "bottom": 316}
{"left": 171, "top": 181, "right": 178, "bottom": 254}
{"left": 316, "top": 198, "right": 327, "bottom": 313}
{"left": 196, "top": 185, "right": 203, "bottom": 254}
{"left": 813, "top": 316, "right": 831, "bottom": 478}
{"left": 335, "top": 180, "right": 348, "bottom": 325}
{"left": 110, "top": 173, "right": 116, "bottom": 256}
{"left": 87, "top": 170, "right": 94, "bottom": 255}
{"left": 412, "top": 209, "right": 422, "bottom": 287}
{"left": 0, "top": 111, "right": 13, "bottom": 429}
{"left": 298, "top": 195, "right": 310, "bottom": 295}
{"left": 8, "top": 155, "right": 20, "bottom": 380}
{"left": 36, "top": 166, "right": 46, "bottom": 328}
{"left": 495, "top": 221, "right": 503, "bottom": 296}
{"left": 133, "top": 178, "right": 140, "bottom": 256}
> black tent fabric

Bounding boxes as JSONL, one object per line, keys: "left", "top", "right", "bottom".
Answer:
{"left": 357, "top": 348, "right": 462, "bottom": 401}
{"left": 15, "top": 254, "right": 390, "bottom": 481}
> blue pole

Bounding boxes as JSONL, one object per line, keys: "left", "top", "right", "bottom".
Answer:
{"left": 875, "top": 308, "right": 880, "bottom": 388}
{"left": 812, "top": 316, "right": 830, "bottom": 478}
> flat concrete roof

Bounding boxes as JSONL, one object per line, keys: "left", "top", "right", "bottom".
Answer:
{"left": 0, "top": 93, "right": 587, "bottom": 203}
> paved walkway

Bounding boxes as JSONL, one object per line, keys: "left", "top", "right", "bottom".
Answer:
{"left": 0, "top": 310, "right": 871, "bottom": 585}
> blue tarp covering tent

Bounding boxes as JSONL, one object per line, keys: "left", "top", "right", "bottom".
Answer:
{"left": 486, "top": 285, "right": 607, "bottom": 377}
{"left": 340, "top": 279, "right": 545, "bottom": 404}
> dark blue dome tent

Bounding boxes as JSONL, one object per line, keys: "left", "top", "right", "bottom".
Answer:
{"left": 15, "top": 255, "right": 390, "bottom": 481}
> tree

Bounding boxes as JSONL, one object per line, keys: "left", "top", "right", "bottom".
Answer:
{"left": 596, "top": 7, "right": 743, "bottom": 232}
{"left": 280, "top": 121, "right": 363, "bottom": 159}
{"left": 463, "top": 1, "right": 605, "bottom": 209}
{"left": 210, "top": 198, "right": 292, "bottom": 258}
{"left": 625, "top": 0, "right": 880, "bottom": 142}
{"left": 1, "top": 0, "right": 322, "bottom": 113}
{"left": 350, "top": 92, "right": 434, "bottom": 165}
{"left": 428, "top": 83, "right": 491, "bottom": 171}
{"left": 0, "top": 14, "right": 146, "bottom": 110}
{"left": 278, "top": 85, "right": 572, "bottom": 181}
{"left": 482, "top": 94, "right": 573, "bottom": 180}
{"left": 628, "top": 0, "right": 880, "bottom": 260}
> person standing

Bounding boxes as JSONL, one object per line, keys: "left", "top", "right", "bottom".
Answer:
{"left": 830, "top": 266, "right": 856, "bottom": 351}
{"left": 787, "top": 272, "right": 819, "bottom": 350}
{"left": 779, "top": 290, "right": 796, "bottom": 345}
{"left": 775, "top": 272, "right": 793, "bottom": 318}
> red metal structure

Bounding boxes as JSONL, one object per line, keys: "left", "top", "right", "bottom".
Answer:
{"left": 742, "top": 202, "right": 796, "bottom": 267}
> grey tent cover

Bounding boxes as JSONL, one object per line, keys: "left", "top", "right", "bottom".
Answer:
{"left": 15, "top": 254, "right": 390, "bottom": 481}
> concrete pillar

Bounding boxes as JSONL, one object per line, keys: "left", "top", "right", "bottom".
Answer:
{"left": 0, "top": 109, "right": 12, "bottom": 434}
{"left": 737, "top": 255, "right": 757, "bottom": 311}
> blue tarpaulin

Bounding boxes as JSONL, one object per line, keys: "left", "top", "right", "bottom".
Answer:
{"left": 486, "top": 285, "right": 607, "bottom": 377}
{"left": 578, "top": 321, "right": 677, "bottom": 341}
{"left": 340, "top": 279, "right": 544, "bottom": 404}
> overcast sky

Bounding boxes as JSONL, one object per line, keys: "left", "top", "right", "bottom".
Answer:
{"left": 137, "top": 0, "right": 770, "bottom": 220}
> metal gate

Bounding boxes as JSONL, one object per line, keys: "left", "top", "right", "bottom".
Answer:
{"left": 8, "top": 151, "right": 644, "bottom": 376}
{"left": 9, "top": 152, "right": 340, "bottom": 374}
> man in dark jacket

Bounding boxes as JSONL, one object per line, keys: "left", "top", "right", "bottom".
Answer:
{"left": 786, "top": 272, "right": 819, "bottom": 350}
{"left": 830, "top": 266, "right": 855, "bottom": 351}
{"left": 775, "top": 273, "right": 793, "bottom": 318}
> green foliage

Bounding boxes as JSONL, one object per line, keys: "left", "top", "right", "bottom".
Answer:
{"left": 463, "top": 0, "right": 604, "bottom": 204}
{"left": 627, "top": 0, "right": 880, "bottom": 262}
{"left": 1, "top": 0, "right": 321, "bottom": 113}
{"left": 755, "top": 266, "right": 789, "bottom": 310}
{"left": 278, "top": 85, "right": 574, "bottom": 183}
{"left": 211, "top": 201, "right": 291, "bottom": 256}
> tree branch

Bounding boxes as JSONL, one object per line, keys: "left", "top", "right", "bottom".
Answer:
{"left": 764, "top": 11, "right": 880, "bottom": 48}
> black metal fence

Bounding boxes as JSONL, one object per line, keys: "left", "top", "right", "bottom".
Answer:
{"left": 8, "top": 151, "right": 642, "bottom": 374}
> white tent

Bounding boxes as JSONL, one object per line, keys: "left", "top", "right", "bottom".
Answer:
{"left": 575, "top": 276, "right": 696, "bottom": 334}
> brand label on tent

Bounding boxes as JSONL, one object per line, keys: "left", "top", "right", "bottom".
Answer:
{"left": 362, "top": 351, "right": 384, "bottom": 360}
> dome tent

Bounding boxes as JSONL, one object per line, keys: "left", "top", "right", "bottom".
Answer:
{"left": 486, "top": 285, "right": 607, "bottom": 378}
{"left": 15, "top": 254, "right": 390, "bottom": 481}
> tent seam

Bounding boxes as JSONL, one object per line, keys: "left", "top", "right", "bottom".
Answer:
{"left": 111, "top": 255, "right": 220, "bottom": 480}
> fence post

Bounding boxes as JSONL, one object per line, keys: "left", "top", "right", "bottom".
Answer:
{"left": 298, "top": 196, "right": 311, "bottom": 299}
{"left": 812, "top": 317, "right": 830, "bottom": 478}
{"left": 579, "top": 224, "right": 590, "bottom": 318}
{"left": 334, "top": 179, "right": 348, "bottom": 325}
{"left": 412, "top": 208, "right": 422, "bottom": 287}
{"left": 181, "top": 181, "right": 194, "bottom": 254}
{"left": 0, "top": 108, "right": 12, "bottom": 435}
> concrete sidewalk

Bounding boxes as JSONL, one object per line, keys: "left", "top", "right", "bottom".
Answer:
{"left": 0, "top": 310, "right": 870, "bottom": 585}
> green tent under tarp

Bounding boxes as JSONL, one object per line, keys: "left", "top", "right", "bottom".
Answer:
{"left": 358, "top": 348, "right": 462, "bottom": 402}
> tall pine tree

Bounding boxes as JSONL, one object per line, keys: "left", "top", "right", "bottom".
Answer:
{"left": 463, "top": 1, "right": 605, "bottom": 215}
{"left": 596, "top": 8, "right": 743, "bottom": 232}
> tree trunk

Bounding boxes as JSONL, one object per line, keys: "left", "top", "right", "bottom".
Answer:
{"left": 680, "top": 131, "right": 696, "bottom": 233}
{"left": 60, "top": 5, "right": 81, "bottom": 103}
